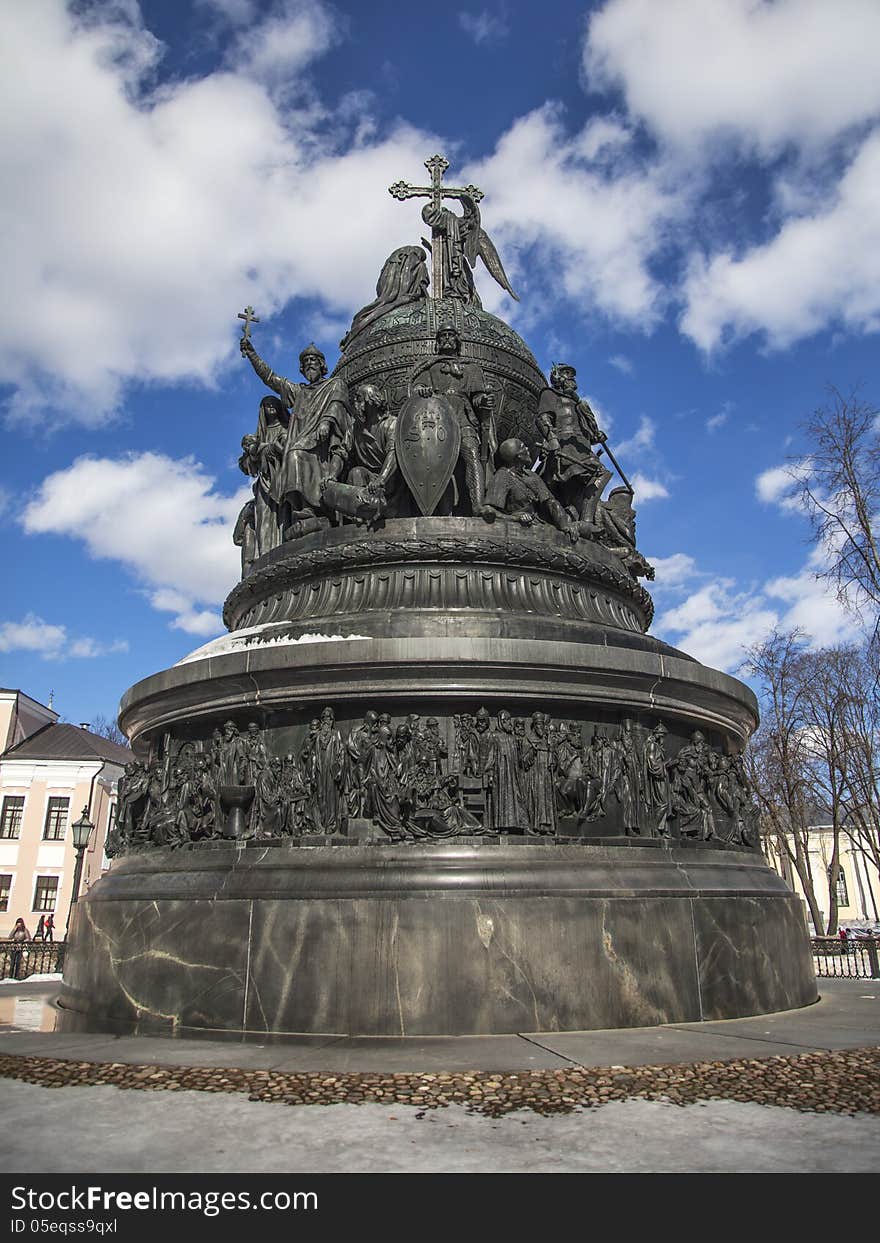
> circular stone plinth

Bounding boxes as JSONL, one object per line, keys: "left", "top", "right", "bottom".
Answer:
{"left": 58, "top": 840, "right": 817, "bottom": 1039}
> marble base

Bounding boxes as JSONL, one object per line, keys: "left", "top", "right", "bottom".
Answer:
{"left": 58, "top": 841, "right": 817, "bottom": 1039}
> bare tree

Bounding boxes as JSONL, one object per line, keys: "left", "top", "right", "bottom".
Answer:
{"left": 835, "top": 643, "right": 880, "bottom": 890}
{"left": 796, "top": 646, "right": 852, "bottom": 935}
{"left": 793, "top": 387, "right": 880, "bottom": 630}
{"left": 742, "top": 630, "right": 826, "bottom": 933}
{"left": 90, "top": 714, "right": 129, "bottom": 748}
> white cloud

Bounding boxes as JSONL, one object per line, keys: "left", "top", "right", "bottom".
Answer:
{"left": 458, "top": 8, "right": 509, "bottom": 45}
{"left": 608, "top": 353, "right": 633, "bottom": 375}
{"left": 614, "top": 415, "right": 655, "bottom": 458}
{"left": 658, "top": 582, "right": 780, "bottom": 671}
{"left": 3, "top": 0, "right": 876, "bottom": 428}
{"left": 148, "top": 590, "right": 225, "bottom": 637}
{"left": 756, "top": 463, "right": 797, "bottom": 506}
{"left": 21, "top": 453, "right": 249, "bottom": 635}
{"left": 647, "top": 552, "right": 699, "bottom": 588}
{"left": 0, "top": 614, "right": 128, "bottom": 661}
{"left": 706, "top": 411, "right": 727, "bottom": 433}
{"left": 226, "top": 0, "right": 341, "bottom": 92}
{"left": 0, "top": 1, "right": 438, "bottom": 425}
{"left": 654, "top": 549, "right": 864, "bottom": 671}
{"left": 629, "top": 473, "right": 668, "bottom": 502}
{"left": 583, "top": 1, "right": 880, "bottom": 353}
{"left": 681, "top": 131, "right": 880, "bottom": 351}
{"left": 68, "top": 637, "right": 130, "bottom": 659}
{"left": 585, "top": 0, "right": 880, "bottom": 157}
{"left": 465, "top": 103, "right": 686, "bottom": 324}
{"left": 764, "top": 564, "right": 863, "bottom": 648}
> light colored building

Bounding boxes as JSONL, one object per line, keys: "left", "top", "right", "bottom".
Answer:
{"left": 765, "top": 822, "right": 880, "bottom": 933}
{"left": 0, "top": 689, "right": 130, "bottom": 937}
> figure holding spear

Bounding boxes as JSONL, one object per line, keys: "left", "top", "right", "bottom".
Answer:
{"left": 535, "top": 362, "right": 615, "bottom": 526}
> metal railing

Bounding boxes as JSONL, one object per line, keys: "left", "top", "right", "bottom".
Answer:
{"left": 0, "top": 940, "right": 66, "bottom": 981}
{"left": 811, "top": 936, "right": 880, "bottom": 979}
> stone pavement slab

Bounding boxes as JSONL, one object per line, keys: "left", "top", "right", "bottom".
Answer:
{"left": 0, "top": 979, "right": 877, "bottom": 1073}
{"left": 525, "top": 982, "right": 880, "bottom": 1067}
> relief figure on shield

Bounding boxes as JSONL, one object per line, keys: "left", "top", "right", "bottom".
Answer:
{"left": 400, "top": 326, "right": 496, "bottom": 517}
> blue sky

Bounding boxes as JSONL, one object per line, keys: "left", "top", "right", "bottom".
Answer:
{"left": 2, "top": 0, "right": 879, "bottom": 726}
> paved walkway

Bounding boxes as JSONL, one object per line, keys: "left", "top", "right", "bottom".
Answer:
{"left": 0, "top": 978, "right": 878, "bottom": 1173}
{"left": 1, "top": 977, "right": 878, "bottom": 1070}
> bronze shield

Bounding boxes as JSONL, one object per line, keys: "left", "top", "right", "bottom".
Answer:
{"left": 395, "top": 393, "right": 461, "bottom": 515}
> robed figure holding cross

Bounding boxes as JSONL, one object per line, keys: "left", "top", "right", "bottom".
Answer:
{"left": 240, "top": 332, "right": 351, "bottom": 531}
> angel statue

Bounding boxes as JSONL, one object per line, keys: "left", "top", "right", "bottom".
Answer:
{"left": 421, "top": 191, "right": 518, "bottom": 308}
{"left": 390, "top": 154, "right": 518, "bottom": 307}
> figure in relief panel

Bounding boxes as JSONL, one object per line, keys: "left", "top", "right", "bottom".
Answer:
{"left": 643, "top": 722, "right": 671, "bottom": 837}
{"left": 366, "top": 725, "right": 411, "bottom": 841}
{"left": 669, "top": 730, "right": 715, "bottom": 840}
{"left": 346, "top": 710, "right": 379, "bottom": 818}
{"left": 424, "top": 774, "right": 482, "bottom": 837}
{"left": 521, "top": 712, "right": 558, "bottom": 836}
{"left": 453, "top": 713, "right": 479, "bottom": 777}
{"left": 217, "top": 721, "right": 249, "bottom": 788}
{"left": 312, "top": 707, "right": 347, "bottom": 833}
{"left": 484, "top": 709, "right": 529, "bottom": 833}
{"left": 613, "top": 719, "right": 643, "bottom": 836}
{"left": 256, "top": 758, "right": 284, "bottom": 837}
{"left": 554, "top": 722, "right": 589, "bottom": 819}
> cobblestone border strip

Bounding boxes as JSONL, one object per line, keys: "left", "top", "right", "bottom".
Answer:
{"left": 1, "top": 1049, "right": 878, "bottom": 1118}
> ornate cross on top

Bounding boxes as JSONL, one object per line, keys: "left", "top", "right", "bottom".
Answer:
{"left": 237, "top": 305, "right": 260, "bottom": 340}
{"left": 389, "top": 155, "right": 483, "bottom": 299}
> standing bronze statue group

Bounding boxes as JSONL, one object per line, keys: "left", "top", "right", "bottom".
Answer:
{"left": 234, "top": 322, "right": 652, "bottom": 582}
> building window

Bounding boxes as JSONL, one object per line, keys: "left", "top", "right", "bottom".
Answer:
{"left": 0, "top": 875, "right": 11, "bottom": 912}
{"left": 832, "top": 868, "right": 849, "bottom": 907}
{"left": 0, "top": 796, "right": 24, "bottom": 839}
{"left": 32, "top": 876, "right": 59, "bottom": 913}
{"left": 42, "top": 797, "right": 70, "bottom": 841}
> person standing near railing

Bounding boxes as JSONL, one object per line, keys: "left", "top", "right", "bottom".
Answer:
{"left": 44, "top": 913, "right": 54, "bottom": 943}
{"left": 9, "top": 918, "right": 30, "bottom": 980}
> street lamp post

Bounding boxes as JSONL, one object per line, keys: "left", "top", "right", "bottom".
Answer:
{"left": 65, "top": 807, "right": 94, "bottom": 942}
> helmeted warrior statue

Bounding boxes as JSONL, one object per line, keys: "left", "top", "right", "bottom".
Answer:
{"left": 537, "top": 363, "right": 613, "bottom": 526}
{"left": 487, "top": 438, "right": 578, "bottom": 539}
{"left": 404, "top": 325, "right": 496, "bottom": 517}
